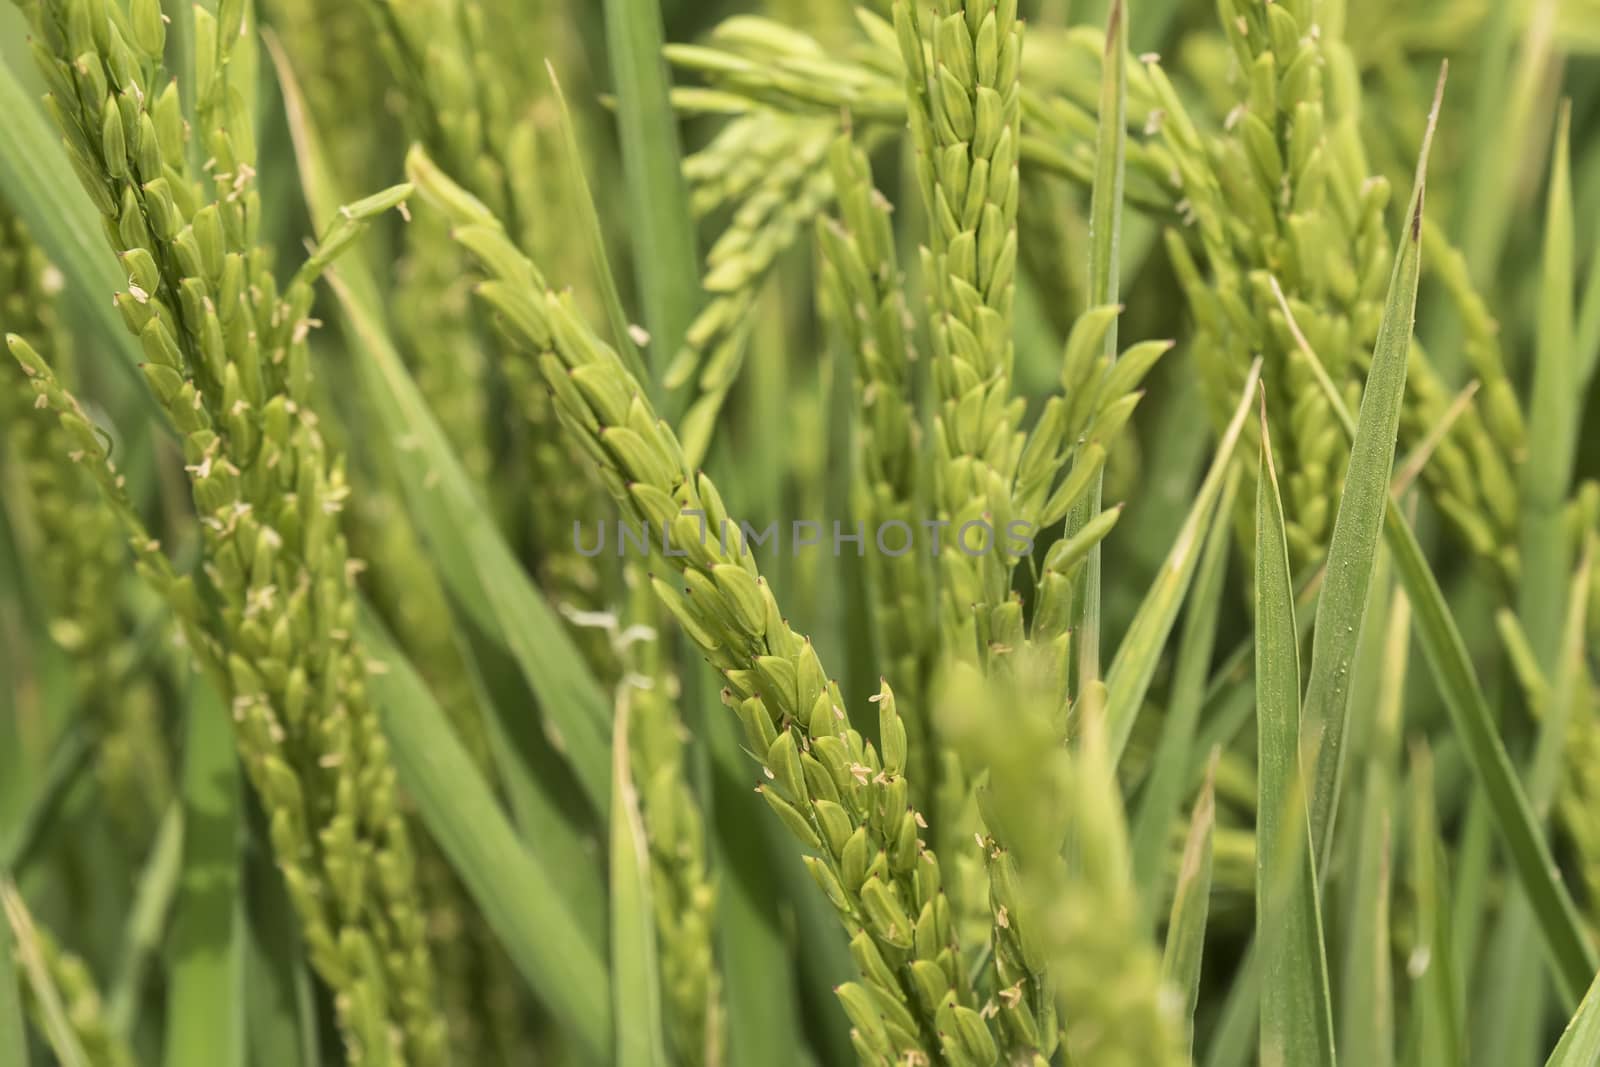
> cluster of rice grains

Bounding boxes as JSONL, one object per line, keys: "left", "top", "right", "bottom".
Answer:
{"left": 407, "top": 0, "right": 1185, "bottom": 1060}
{"left": 2, "top": 0, "right": 1597, "bottom": 1065}
{"left": 10, "top": 0, "right": 441, "bottom": 1059}
{"left": 1140, "top": 0, "right": 1524, "bottom": 575}
{"left": 409, "top": 147, "right": 995, "bottom": 1065}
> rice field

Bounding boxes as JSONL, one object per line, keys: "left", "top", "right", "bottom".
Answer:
{"left": 0, "top": 0, "right": 1597, "bottom": 1064}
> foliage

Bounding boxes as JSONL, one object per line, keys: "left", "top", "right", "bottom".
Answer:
{"left": 0, "top": 0, "right": 1597, "bottom": 1065}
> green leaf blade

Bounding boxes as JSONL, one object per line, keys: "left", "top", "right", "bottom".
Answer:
{"left": 547, "top": 61, "right": 654, "bottom": 397}
{"left": 1255, "top": 402, "right": 1338, "bottom": 1067}
{"left": 602, "top": 0, "right": 701, "bottom": 388}
{"left": 1129, "top": 463, "right": 1237, "bottom": 914}
{"left": 609, "top": 695, "right": 670, "bottom": 1067}
{"left": 360, "top": 612, "right": 612, "bottom": 1061}
{"left": 163, "top": 686, "right": 244, "bottom": 1067}
{"left": 1076, "top": 0, "right": 1129, "bottom": 688}
{"left": 106, "top": 805, "right": 183, "bottom": 1037}
{"left": 1403, "top": 745, "right": 1465, "bottom": 1067}
{"left": 1297, "top": 334, "right": 1598, "bottom": 1004}
{"left": 1302, "top": 68, "right": 1444, "bottom": 864}
{"left": 1107, "top": 357, "right": 1261, "bottom": 764}
{"left": 1518, "top": 99, "right": 1579, "bottom": 669}
{"left": 1161, "top": 756, "right": 1217, "bottom": 1061}
{"left": 1338, "top": 587, "right": 1407, "bottom": 1067}
{"left": 1546, "top": 969, "right": 1600, "bottom": 1066}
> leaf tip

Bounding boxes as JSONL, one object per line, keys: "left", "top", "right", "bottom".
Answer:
{"left": 1256, "top": 384, "right": 1281, "bottom": 488}
{"left": 1105, "top": 0, "right": 1124, "bottom": 48}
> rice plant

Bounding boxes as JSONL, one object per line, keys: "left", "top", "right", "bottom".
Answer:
{"left": 0, "top": 0, "right": 1596, "bottom": 1065}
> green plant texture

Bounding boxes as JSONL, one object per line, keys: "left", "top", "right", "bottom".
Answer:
{"left": 0, "top": 0, "right": 1598, "bottom": 1065}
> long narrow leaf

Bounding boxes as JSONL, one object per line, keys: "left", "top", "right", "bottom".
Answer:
{"left": 1162, "top": 753, "right": 1218, "bottom": 1060}
{"left": 1339, "top": 587, "right": 1408, "bottom": 1067}
{"left": 1302, "top": 66, "right": 1444, "bottom": 864}
{"left": 1404, "top": 744, "right": 1465, "bottom": 1067}
{"left": 107, "top": 803, "right": 183, "bottom": 1037}
{"left": 1479, "top": 543, "right": 1597, "bottom": 1066}
{"left": 1519, "top": 99, "right": 1578, "bottom": 666}
{"left": 1182, "top": 574, "right": 1323, "bottom": 791}
{"left": 1295, "top": 293, "right": 1598, "bottom": 1004}
{"left": 1254, "top": 400, "right": 1337, "bottom": 1067}
{"left": 1448, "top": 798, "right": 1494, "bottom": 1016}
{"left": 1546, "top": 968, "right": 1600, "bottom": 1066}
{"left": 1535, "top": 545, "right": 1596, "bottom": 816}
{"left": 1107, "top": 356, "right": 1262, "bottom": 763}
{"left": 1076, "top": 0, "right": 1127, "bottom": 687}
{"left": 1087, "top": 0, "right": 1127, "bottom": 318}
{"left": 602, "top": 0, "right": 701, "bottom": 386}
{"left": 610, "top": 694, "right": 669, "bottom": 1067}
{"left": 162, "top": 686, "right": 243, "bottom": 1067}
{"left": 1459, "top": 0, "right": 1557, "bottom": 287}
{"left": 1203, "top": 939, "right": 1261, "bottom": 1067}
{"left": 1398, "top": 494, "right": 1594, "bottom": 998}
{"left": 1130, "top": 467, "right": 1238, "bottom": 909}
{"left": 451, "top": 624, "right": 607, "bottom": 946}
{"left": 333, "top": 274, "right": 613, "bottom": 805}
{"left": 359, "top": 611, "right": 612, "bottom": 1061}
{"left": 546, "top": 61, "right": 653, "bottom": 395}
